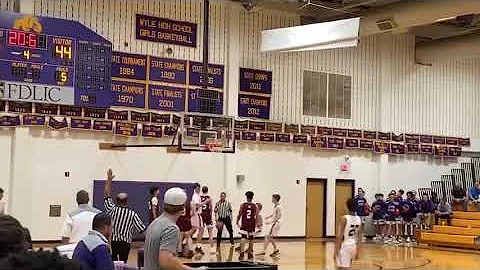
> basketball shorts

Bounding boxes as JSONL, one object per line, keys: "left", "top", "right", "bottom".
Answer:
{"left": 201, "top": 213, "right": 213, "bottom": 228}
{"left": 268, "top": 222, "right": 280, "bottom": 237}
{"left": 177, "top": 216, "right": 192, "bottom": 232}
{"left": 240, "top": 226, "right": 255, "bottom": 239}
{"left": 395, "top": 217, "right": 403, "bottom": 224}
{"left": 336, "top": 242, "right": 357, "bottom": 268}
{"left": 190, "top": 213, "right": 203, "bottom": 228}
{"left": 372, "top": 219, "right": 385, "bottom": 225}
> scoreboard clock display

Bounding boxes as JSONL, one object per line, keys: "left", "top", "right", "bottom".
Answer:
{"left": 0, "top": 12, "right": 112, "bottom": 108}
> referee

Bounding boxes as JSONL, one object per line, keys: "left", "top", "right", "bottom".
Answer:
{"left": 214, "top": 192, "right": 234, "bottom": 248}
{"left": 103, "top": 169, "right": 146, "bottom": 263}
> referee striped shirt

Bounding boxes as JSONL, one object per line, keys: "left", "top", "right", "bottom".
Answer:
{"left": 104, "top": 197, "right": 146, "bottom": 243}
{"left": 214, "top": 200, "right": 232, "bottom": 219}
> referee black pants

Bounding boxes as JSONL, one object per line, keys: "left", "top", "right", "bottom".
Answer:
{"left": 111, "top": 241, "right": 131, "bottom": 263}
{"left": 217, "top": 217, "right": 234, "bottom": 246}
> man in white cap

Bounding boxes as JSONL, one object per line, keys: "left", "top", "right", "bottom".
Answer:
{"left": 144, "top": 187, "right": 197, "bottom": 270}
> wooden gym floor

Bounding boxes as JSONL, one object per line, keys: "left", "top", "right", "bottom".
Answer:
{"left": 121, "top": 239, "right": 480, "bottom": 269}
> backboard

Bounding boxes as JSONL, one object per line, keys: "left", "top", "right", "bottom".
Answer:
{"left": 177, "top": 112, "right": 235, "bottom": 153}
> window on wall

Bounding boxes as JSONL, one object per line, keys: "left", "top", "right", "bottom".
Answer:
{"left": 303, "top": 70, "right": 351, "bottom": 119}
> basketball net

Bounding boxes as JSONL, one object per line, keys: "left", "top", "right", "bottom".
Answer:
{"left": 205, "top": 139, "right": 223, "bottom": 153}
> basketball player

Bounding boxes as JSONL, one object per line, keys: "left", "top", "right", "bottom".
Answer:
{"left": 335, "top": 198, "right": 362, "bottom": 270}
{"left": 255, "top": 203, "right": 263, "bottom": 237}
{"left": 401, "top": 191, "right": 416, "bottom": 244}
{"left": 148, "top": 187, "right": 160, "bottom": 224}
{"left": 200, "top": 186, "right": 215, "bottom": 253}
{"left": 371, "top": 193, "right": 386, "bottom": 241}
{"left": 190, "top": 183, "right": 205, "bottom": 255}
{"left": 176, "top": 203, "right": 194, "bottom": 258}
{"left": 257, "top": 194, "right": 282, "bottom": 257}
{"left": 237, "top": 191, "right": 257, "bottom": 260}
{"left": 353, "top": 188, "right": 369, "bottom": 242}
{"left": 384, "top": 192, "right": 401, "bottom": 244}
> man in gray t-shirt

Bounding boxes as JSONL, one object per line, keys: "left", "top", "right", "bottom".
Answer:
{"left": 144, "top": 188, "right": 192, "bottom": 270}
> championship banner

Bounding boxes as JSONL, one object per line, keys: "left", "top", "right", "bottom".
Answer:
{"left": 130, "top": 111, "right": 150, "bottom": 123}
{"left": 211, "top": 117, "right": 230, "bottom": 129}
{"left": 149, "top": 85, "right": 185, "bottom": 112}
{"left": 239, "top": 68, "right": 273, "bottom": 94}
{"left": 142, "top": 124, "right": 163, "bottom": 138}
{"left": 115, "top": 122, "right": 138, "bottom": 137}
{"left": 84, "top": 108, "right": 106, "bottom": 119}
{"left": 150, "top": 113, "right": 171, "bottom": 124}
{"left": 359, "top": 139, "right": 373, "bottom": 150}
{"left": 163, "top": 126, "right": 177, "bottom": 136}
{"left": 363, "top": 131, "right": 377, "bottom": 140}
{"left": 275, "top": 133, "right": 291, "bottom": 143}
{"left": 189, "top": 62, "right": 224, "bottom": 89}
{"left": 149, "top": 57, "right": 188, "bottom": 84}
{"left": 448, "top": 147, "right": 462, "bottom": 157}
{"left": 111, "top": 81, "right": 147, "bottom": 108}
{"left": 458, "top": 138, "right": 470, "bottom": 147}
{"left": 7, "top": 101, "right": 32, "bottom": 113}
{"left": 259, "top": 132, "right": 275, "bottom": 142}
{"left": 317, "top": 126, "right": 333, "bottom": 136}
{"left": 48, "top": 117, "right": 68, "bottom": 130}
{"left": 0, "top": 100, "right": 5, "bottom": 111}
{"left": 238, "top": 94, "right": 270, "bottom": 119}
{"left": 23, "top": 114, "right": 46, "bottom": 126}
{"left": 392, "top": 133, "right": 404, "bottom": 142}
{"left": 0, "top": 115, "right": 20, "bottom": 126}
{"left": 374, "top": 141, "right": 391, "bottom": 154}
{"left": 190, "top": 115, "right": 208, "bottom": 128}
{"left": 347, "top": 129, "right": 362, "bottom": 138}
{"left": 433, "top": 136, "right": 446, "bottom": 145}
{"left": 332, "top": 128, "right": 347, "bottom": 137}
{"left": 234, "top": 130, "right": 241, "bottom": 140}
{"left": 70, "top": 118, "right": 92, "bottom": 130}
{"left": 391, "top": 143, "right": 406, "bottom": 155}
{"left": 136, "top": 14, "right": 197, "bottom": 47}
{"left": 406, "top": 144, "right": 420, "bottom": 154}
{"left": 107, "top": 109, "right": 129, "bottom": 121}
{"left": 293, "top": 134, "right": 308, "bottom": 144}
{"left": 445, "top": 137, "right": 458, "bottom": 146}
{"left": 232, "top": 120, "right": 247, "bottom": 131}
{"left": 241, "top": 131, "right": 257, "bottom": 141}
{"left": 434, "top": 145, "right": 448, "bottom": 156}
{"left": 284, "top": 124, "right": 299, "bottom": 134}
{"left": 327, "top": 137, "right": 344, "bottom": 149}
{"left": 111, "top": 52, "right": 148, "bottom": 81}
{"left": 35, "top": 103, "right": 58, "bottom": 115}
{"left": 186, "top": 128, "right": 199, "bottom": 138}
{"left": 248, "top": 121, "right": 266, "bottom": 131}
{"left": 60, "top": 105, "right": 82, "bottom": 117}
{"left": 301, "top": 125, "right": 316, "bottom": 135}
{"left": 345, "top": 138, "right": 359, "bottom": 148}
{"left": 311, "top": 136, "right": 327, "bottom": 148}
{"left": 420, "top": 135, "right": 433, "bottom": 144}
{"left": 93, "top": 120, "right": 113, "bottom": 131}
{"left": 420, "top": 144, "right": 433, "bottom": 154}
{"left": 377, "top": 132, "right": 392, "bottom": 141}
{"left": 266, "top": 122, "right": 283, "bottom": 132}
{"left": 405, "top": 134, "right": 420, "bottom": 144}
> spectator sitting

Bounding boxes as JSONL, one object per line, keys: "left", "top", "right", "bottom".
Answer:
{"left": 0, "top": 214, "right": 28, "bottom": 259}
{"left": 73, "top": 213, "right": 114, "bottom": 270}
{"left": 452, "top": 185, "right": 467, "bottom": 211}
{"left": 468, "top": 181, "right": 480, "bottom": 211}
{"left": 420, "top": 194, "right": 434, "bottom": 229}
{"left": 0, "top": 250, "right": 87, "bottom": 270}
{"left": 435, "top": 198, "right": 452, "bottom": 226}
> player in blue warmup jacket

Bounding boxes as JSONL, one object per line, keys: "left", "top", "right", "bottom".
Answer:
{"left": 371, "top": 194, "right": 386, "bottom": 241}
{"left": 384, "top": 193, "right": 401, "bottom": 245}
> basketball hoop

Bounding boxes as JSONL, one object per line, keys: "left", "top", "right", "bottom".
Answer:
{"left": 205, "top": 139, "right": 223, "bottom": 153}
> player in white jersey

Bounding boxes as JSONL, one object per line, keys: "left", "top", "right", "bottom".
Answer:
{"left": 335, "top": 198, "right": 363, "bottom": 269}
{"left": 257, "top": 194, "right": 282, "bottom": 257}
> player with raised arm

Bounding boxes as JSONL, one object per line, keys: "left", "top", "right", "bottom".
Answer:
{"left": 237, "top": 191, "right": 257, "bottom": 260}
{"left": 257, "top": 194, "right": 282, "bottom": 257}
{"left": 335, "top": 198, "right": 362, "bottom": 270}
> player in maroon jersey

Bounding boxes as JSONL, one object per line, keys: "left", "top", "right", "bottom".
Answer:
{"left": 200, "top": 186, "right": 215, "bottom": 253}
{"left": 237, "top": 191, "right": 257, "bottom": 260}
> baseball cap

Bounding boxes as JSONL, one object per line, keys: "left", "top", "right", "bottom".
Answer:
{"left": 164, "top": 188, "right": 187, "bottom": 206}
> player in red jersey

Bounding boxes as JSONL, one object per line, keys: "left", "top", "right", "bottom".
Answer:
{"left": 200, "top": 186, "right": 215, "bottom": 253}
{"left": 237, "top": 191, "right": 257, "bottom": 260}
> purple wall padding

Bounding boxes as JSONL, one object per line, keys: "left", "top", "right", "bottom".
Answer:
{"left": 93, "top": 180, "right": 196, "bottom": 225}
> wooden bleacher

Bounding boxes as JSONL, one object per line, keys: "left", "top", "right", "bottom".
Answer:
{"left": 419, "top": 211, "right": 480, "bottom": 249}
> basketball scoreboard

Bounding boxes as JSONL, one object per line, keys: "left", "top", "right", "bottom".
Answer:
{"left": 0, "top": 12, "right": 112, "bottom": 108}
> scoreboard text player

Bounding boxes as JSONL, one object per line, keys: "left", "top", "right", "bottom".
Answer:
{"left": 0, "top": 12, "right": 112, "bottom": 108}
